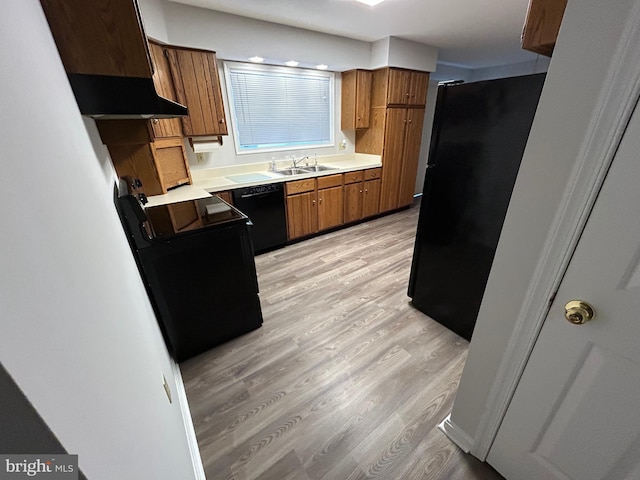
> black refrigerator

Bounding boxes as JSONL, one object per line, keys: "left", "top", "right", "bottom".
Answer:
{"left": 408, "top": 73, "right": 546, "bottom": 340}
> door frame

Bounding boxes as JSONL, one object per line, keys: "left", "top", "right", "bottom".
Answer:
{"left": 471, "top": 3, "right": 640, "bottom": 460}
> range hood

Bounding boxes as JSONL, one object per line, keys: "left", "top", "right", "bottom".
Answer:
{"left": 68, "top": 74, "right": 188, "bottom": 120}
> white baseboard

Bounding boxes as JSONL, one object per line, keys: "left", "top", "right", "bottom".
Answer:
{"left": 438, "top": 413, "right": 473, "bottom": 453}
{"left": 171, "top": 360, "right": 207, "bottom": 480}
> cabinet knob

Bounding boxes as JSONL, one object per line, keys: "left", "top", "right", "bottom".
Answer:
{"left": 312, "top": 200, "right": 316, "bottom": 206}
{"left": 219, "top": 118, "right": 225, "bottom": 124}
{"left": 152, "top": 118, "right": 159, "bottom": 124}
{"left": 365, "top": 189, "right": 368, "bottom": 193}
{"left": 406, "top": 93, "right": 410, "bottom": 97}
{"left": 359, "top": 190, "right": 363, "bottom": 194}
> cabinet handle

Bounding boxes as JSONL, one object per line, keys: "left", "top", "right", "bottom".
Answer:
{"left": 319, "top": 198, "right": 323, "bottom": 204}
{"left": 359, "top": 190, "right": 363, "bottom": 194}
{"left": 219, "top": 118, "right": 225, "bottom": 124}
{"left": 365, "top": 189, "right": 368, "bottom": 193}
{"left": 409, "top": 120, "right": 412, "bottom": 124}
{"left": 406, "top": 93, "right": 410, "bottom": 97}
{"left": 312, "top": 200, "right": 316, "bottom": 206}
{"left": 152, "top": 118, "right": 159, "bottom": 124}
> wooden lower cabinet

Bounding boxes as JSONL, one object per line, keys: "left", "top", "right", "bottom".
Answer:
{"left": 363, "top": 177, "right": 381, "bottom": 218}
{"left": 286, "top": 191, "right": 317, "bottom": 240}
{"left": 318, "top": 186, "right": 343, "bottom": 230}
{"left": 345, "top": 168, "right": 381, "bottom": 223}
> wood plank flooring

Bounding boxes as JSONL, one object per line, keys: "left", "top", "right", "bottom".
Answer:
{"left": 181, "top": 204, "right": 504, "bottom": 480}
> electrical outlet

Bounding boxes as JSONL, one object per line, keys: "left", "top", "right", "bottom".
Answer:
{"left": 196, "top": 153, "right": 205, "bottom": 163}
{"left": 339, "top": 139, "right": 347, "bottom": 150}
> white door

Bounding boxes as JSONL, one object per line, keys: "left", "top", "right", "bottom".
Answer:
{"left": 487, "top": 101, "right": 640, "bottom": 479}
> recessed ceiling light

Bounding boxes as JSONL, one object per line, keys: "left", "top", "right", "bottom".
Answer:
{"left": 316, "top": 64, "right": 329, "bottom": 70}
{"left": 249, "top": 56, "right": 264, "bottom": 63}
{"left": 285, "top": 60, "right": 299, "bottom": 67}
{"left": 355, "top": 0, "right": 384, "bottom": 5}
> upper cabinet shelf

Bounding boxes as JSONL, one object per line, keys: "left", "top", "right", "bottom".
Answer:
{"left": 522, "top": 0, "right": 568, "bottom": 57}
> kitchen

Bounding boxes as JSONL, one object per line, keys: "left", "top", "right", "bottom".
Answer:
{"left": 3, "top": 0, "right": 635, "bottom": 479}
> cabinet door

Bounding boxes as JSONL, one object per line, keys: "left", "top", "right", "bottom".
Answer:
{"left": 409, "top": 72, "right": 430, "bottom": 107}
{"left": 148, "top": 41, "right": 183, "bottom": 139}
{"left": 398, "top": 108, "right": 426, "bottom": 207}
{"left": 286, "top": 192, "right": 317, "bottom": 240}
{"left": 151, "top": 137, "right": 192, "bottom": 190}
{"left": 341, "top": 70, "right": 372, "bottom": 130}
{"left": 166, "top": 47, "right": 228, "bottom": 137}
{"left": 344, "top": 182, "right": 363, "bottom": 224}
{"left": 387, "top": 69, "right": 412, "bottom": 105}
{"left": 522, "top": 0, "right": 568, "bottom": 56}
{"left": 379, "top": 108, "right": 407, "bottom": 212}
{"left": 318, "top": 186, "right": 344, "bottom": 231}
{"left": 363, "top": 178, "right": 381, "bottom": 218}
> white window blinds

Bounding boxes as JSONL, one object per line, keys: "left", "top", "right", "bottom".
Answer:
{"left": 224, "top": 62, "right": 334, "bottom": 153}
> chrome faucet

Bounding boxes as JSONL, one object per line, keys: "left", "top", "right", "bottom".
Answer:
{"left": 291, "top": 155, "right": 309, "bottom": 168}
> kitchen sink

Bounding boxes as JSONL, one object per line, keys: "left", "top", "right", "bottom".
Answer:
{"left": 274, "top": 168, "right": 309, "bottom": 176}
{"left": 301, "top": 165, "right": 337, "bottom": 172}
{"left": 274, "top": 165, "right": 337, "bottom": 176}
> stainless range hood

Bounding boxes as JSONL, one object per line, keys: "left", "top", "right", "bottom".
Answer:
{"left": 67, "top": 73, "right": 188, "bottom": 120}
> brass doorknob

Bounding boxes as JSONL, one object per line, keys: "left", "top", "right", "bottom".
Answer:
{"left": 564, "top": 300, "right": 595, "bottom": 325}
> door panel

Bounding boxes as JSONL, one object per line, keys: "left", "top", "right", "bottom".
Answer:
{"left": 379, "top": 108, "right": 406, "bottom": 212}
{"left": 488, "top": 102, "right": 640, "bottom": 480}
{"left": 398, "top": 108, "right": 425, "bottom": 207}
{"left": 317, "top": 186, "right": 343, "bottom": 231}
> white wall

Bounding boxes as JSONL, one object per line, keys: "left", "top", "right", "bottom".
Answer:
{"left": 448, "top": 0, "right": 637, "bottom": 451}
{"left": 370, "top": 36, "right": 438, "bottom": 71}
{"left": 0, "top": 2, "right": 197, "bottom": 478}
{"left": 138, "top": 0, "right": 170, "bottom": 42}
{"left": 470, "top": 56, "right": 550, "bottom": 82}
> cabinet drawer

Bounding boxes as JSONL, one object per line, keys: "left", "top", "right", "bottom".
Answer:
{"left": 343, "top": 170, "right": 364, "bottom": 184}
{"left": 286, "top": 178, "right": 316, "bottom": 195}
{"left": 364, "top": 167, "right": 382, "bottom": 180}
{"left": 317, "top": 174, "right": 343, "bottom": 189}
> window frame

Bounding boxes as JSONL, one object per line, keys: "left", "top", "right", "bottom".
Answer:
{"left": 223, "top": 61, "right": 335, "bottom": 156}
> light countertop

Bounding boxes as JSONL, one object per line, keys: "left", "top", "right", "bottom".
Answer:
{"left": 145, "top": 153, "right": 382, "bottom": 208}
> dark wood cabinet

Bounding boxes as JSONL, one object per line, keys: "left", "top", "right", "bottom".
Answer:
{"left": 166, "top": 46, "right": 228, "bottom": 137}
{"left": 148, "top": 40, "right": 183, "bottom": 139}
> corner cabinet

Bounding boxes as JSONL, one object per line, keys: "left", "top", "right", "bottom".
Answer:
{"left": 165, "top": 46, "right": 228, "bottom": 137}
{"left": 522, "top": 0, "right": 568, "bottom": 57}
{"left": 356, "top": 67, "right": 428, "bottom": 213}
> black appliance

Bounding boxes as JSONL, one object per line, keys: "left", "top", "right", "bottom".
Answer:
{"left": 232, "top": 184, "right": 288, "bottom": 254}
{"left": 115, "top": 181, "right": 263, "bottom": 361}
{"left": 408, "top": 73, "right": 546, "bottom": 340}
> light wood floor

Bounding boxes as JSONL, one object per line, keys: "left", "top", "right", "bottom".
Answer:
{"left": 181, "top": 204, "right": 504, "bottom": 480}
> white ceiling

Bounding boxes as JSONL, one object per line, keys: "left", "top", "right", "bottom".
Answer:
{"left": 168, "top": 0, "right": 539, "bottom": 69}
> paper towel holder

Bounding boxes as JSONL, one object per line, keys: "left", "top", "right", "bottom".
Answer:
{"left": 189, "top": 136, "right": 223, "bottom": 153}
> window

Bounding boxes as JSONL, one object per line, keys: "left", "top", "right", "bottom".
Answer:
{"left": 224, "top": 62, "right": 334, "bottom": 154}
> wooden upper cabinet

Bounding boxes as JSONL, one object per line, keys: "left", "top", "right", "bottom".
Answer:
{"left": 341, "top": 70, "right": 372, "bottom": 130}
{"left": 387, "top": 69, "right": 413, "bottom": 105}
{"left": 409, "top": 71, "right": 430, "bottom": 107}
{"left": 371, "top": 68, "right": 429, "bottom": 107}
{"left": 40, "top": 0, "right": 153, "bottom": 78}
{"left": 522, "top": 0, "right": 568, "bottom": 57}
{"left": 166, "top": 46, "right": 228, "bottom": 137}
{"left": 148, "top": 41, "right": 183, "bottom": 139}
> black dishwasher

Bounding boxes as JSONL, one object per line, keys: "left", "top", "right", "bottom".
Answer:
{"left": 232, "top": 183, "right": 287, "bottom": 254}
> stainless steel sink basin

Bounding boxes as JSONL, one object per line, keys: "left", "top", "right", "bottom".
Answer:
{"left": 274, "top": 165, "right": 337, "bottom": 176}
{"left": 274, "top": 168, "right": 309, "bottom": 176}
{"left": 301, "top": 165, "right": 337, "bottom": 172}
